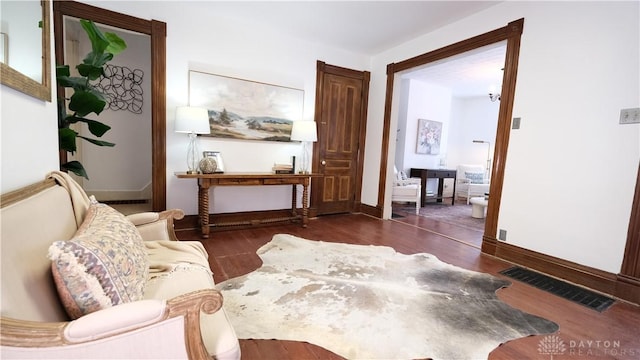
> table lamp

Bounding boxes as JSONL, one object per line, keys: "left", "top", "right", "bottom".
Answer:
{"left": 175, "top": 106, "right": 210, "bottom": 173}
{"left": 290, "top": 121, "right": 317, "bottom": 174}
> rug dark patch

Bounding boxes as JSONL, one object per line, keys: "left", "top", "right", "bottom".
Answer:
{"left": 500, "top": 266, "right": 614, "bottom": 312}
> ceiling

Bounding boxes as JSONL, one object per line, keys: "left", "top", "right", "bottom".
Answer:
{"left": 207, "top": 1, "right": 505, "bottom": 97}
{"left": 402, "top": 42, "right": 507, "bottom": 98}
{"left": 73, "top": 1, "right": 506, "bottom": 97}
{"left": 207, "top": 1, "right": 501, "bottom": 56}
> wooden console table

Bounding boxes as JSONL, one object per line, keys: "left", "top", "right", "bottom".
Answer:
{"left": 409, "top": 168, "right": 457, "bottom": 206}
{"left": 175, "top": 172, "right": 318, "bottom": 238}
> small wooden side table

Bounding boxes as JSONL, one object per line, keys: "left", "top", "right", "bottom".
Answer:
{"left": 175, "top": 172, "right": 319, "bottom": 238}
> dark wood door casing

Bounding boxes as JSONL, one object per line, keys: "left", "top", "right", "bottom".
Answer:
{"left": 617, "top": 162, "right": 640, "bottom": 303}
{"left": 53, "top": 1, "right": 167, "bottom": 211}
{"left": 377, "top": 18, "right": 640, "bottom": 304}
{"left": 312, "top": 61, "right": 370, "bottom": 216}
{"left": 379, "top": 19, "right": 525, "bottom": 244}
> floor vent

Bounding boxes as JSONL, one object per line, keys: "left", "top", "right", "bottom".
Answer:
{"left": 499, "top": 266, "right": 615, "bottom": 312}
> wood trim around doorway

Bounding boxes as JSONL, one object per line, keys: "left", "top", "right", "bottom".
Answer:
{"left": 53, "top": 1, "right": 167, "bottom": 211}
{"left": 379, "top": 18, "right": 524, "bottom": 242}
{"left": 378, "top": 18, "right": 640, "bottom": 305}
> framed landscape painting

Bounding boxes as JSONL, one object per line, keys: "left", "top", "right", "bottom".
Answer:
{"left": 189, "top": 70, "right": 304, "bottom": 142}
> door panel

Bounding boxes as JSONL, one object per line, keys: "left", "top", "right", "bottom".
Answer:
{"left": 313, "top": 62, "right": 369, "bottom": 215}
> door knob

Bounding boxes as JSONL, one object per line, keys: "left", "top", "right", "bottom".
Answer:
{"left": 321, "top": 160, "right": 326, "bottom": 165}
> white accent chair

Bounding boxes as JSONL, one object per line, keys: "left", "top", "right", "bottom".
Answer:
{"left": 392, "top": 167, "right": 422, "bottom": 214}
{"left": 455, "top": 164, "right": 490, "bottom": 204}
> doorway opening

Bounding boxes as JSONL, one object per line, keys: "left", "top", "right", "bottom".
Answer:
{"left": 379, "top": 19, "right": 524, "bottom": 252}
{"left": 391, "top": 42, "right": 507, "bottom": 245}
{"left": 62, "top": 17, "right": 152, "bottom": 214}
{"left": 53, "top": 1, "right": 167, "bottom": 211}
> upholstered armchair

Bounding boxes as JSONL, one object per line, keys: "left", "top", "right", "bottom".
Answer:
{"left": 455, "top": 164, "right": 490, "bottom": 204}
{"left": 392, "top": 167, "right": 422, "bottom": 214}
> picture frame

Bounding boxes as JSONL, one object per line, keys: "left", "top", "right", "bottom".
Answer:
{"left": 202, "top": 151, "right": 225, "bottom": 173}
{"left": 416, "top": 119, "right": 442, "bottom": 155}
{"left": 189, "top": 70, "right": 304, "bottom": 142}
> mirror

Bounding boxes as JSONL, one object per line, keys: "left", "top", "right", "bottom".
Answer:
{"left": 0, "top": 0, "right": 51, "bottom": 102}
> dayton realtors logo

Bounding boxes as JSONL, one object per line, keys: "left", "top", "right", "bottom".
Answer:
{"left": 538, "top": 335, "right": 638, "bottom": 359}
{"left": 538, "top": 335, "right": 566, "bottom": 359}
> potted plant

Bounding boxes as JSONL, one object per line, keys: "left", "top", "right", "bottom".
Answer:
{"left": 57, "top": 19, "right": 126, "bottom": 179}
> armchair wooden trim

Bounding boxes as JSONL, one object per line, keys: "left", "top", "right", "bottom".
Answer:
{"left": 1, "top": 289, "right": 222, "bottom": 358}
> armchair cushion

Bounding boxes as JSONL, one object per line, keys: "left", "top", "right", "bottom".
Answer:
{"left": 48, "top": 202, "right": 149, "bottom": 319}
{"left": 464, "top": 171, "right": 485, "bottom": 184}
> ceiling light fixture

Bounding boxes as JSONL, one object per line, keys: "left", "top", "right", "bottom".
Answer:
{"left": 488, "top": 85, "right": 501, "bottom": 102}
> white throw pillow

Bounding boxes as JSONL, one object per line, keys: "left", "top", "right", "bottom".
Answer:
{"left": 464, "top": 171, "right": 485, "bottom": 184}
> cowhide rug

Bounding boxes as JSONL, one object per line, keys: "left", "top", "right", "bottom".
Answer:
{"left": 216, "top": 234, "right": 558, "bottom": 359}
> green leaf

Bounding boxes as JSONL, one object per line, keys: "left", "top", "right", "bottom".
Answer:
{"left": 81, "top": 51, "right": 113, "bottom": 71}
{"left": 56, "top": 65, "right": 70, "bottom": 78}
{"left": 80, "top": 20, "right": 109, "bottom": 55}
{"left": 77, "top": 63, "right": 104, "bottom": 80}
{"left": 86, "top": 119, "right": 111, "bottom": 137}
{"left": 57, "top": 75, "right": 89, "bottom": 90}
{"left": 64, "top": 116, "right": 112, "bottom": 137}
{"left": 105, "top": 32, "right": 127, "bottom": 55}
{"left": 59, "top": 128, "right": 78, "bottom": 152}
{"left": 61, "top": 161, "right": 89, "bottom": 180}
{"left": 69, "top": 90, "right": 106, "bottom": 117}
{"left": 78, "top": 136, "right": 115, "bottom": 147}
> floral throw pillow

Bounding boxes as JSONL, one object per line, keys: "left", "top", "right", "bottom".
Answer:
{"left": 464, "top": 171, "right": 485, "bottom": 184}
{"left": 48, "top": 202, "right": 149, "bottom": 319}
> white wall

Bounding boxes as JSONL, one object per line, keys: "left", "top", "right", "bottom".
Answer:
{"left": 2, "top": 1, "right": 637, "bottom": 277}
{"left": 371, "top": 1, "right": 639, "bottom": 274}
{"left": 1, "top": 1, "right": 58, "bottom": 194}
{"left": 78, "top": 28, "right": 152, "bottom": 195}
{"left": 79, "top": 1, "right": 369, "bottom": 215}
{"left": 401, "top": 79, "right": 452, "bottom": 173}
{"left": 447, "top": 96, "right": 499, "bottom": 169}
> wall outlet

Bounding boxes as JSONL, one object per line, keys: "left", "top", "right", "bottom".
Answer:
{"left": 498, "top": 229, "right": 507, "bottom": 241}
{"left": 512, "top": 117, "right": 521, "bottom": 129}
{"left": 620, "top": 108, "right": 640, "bottom": 124}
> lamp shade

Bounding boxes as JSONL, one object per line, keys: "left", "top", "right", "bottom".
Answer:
{"left": 290, "top": 121, "right": 317, "bottom": 142}
{"left": 175, "top": 106, "right": 210, "bottom": 134}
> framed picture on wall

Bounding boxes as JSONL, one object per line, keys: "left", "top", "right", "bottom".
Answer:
{"left": 189, "top": 70, "right": 304, "bottom": 142}
{"left": 416, "top": 119, "right": 442, "bottom": 155}
{"left": 203, "top": 151, "right": 225, "bottom": 173}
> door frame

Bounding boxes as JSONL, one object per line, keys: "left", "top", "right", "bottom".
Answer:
{"left": 378, "top": 18, "right": 524, "bottom": 249}
{"left": 311, "top": 61, "right": 370, "bottom": 215}
{"left": 53, "top": 1, "right": 167, "bottom": 211}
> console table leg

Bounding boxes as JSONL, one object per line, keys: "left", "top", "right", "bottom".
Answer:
{"left": 291, "top": 184, "right": 297, "bottom": 217}
{"left": 302, "top": 182, "right": 309, "bottom": 227}
{"left": 198, "top": 185, "right": 210, "bottom": 238}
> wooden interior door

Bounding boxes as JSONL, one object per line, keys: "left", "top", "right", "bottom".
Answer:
{"left": 312, "top": 61, "right": 370, "bottom": 215}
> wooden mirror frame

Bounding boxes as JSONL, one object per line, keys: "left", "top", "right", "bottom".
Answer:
{"left": 0, "top": 0, "right": 52, "bottom": 102}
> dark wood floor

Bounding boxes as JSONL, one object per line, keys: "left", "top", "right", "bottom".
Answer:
{"left": 176, "top": 213, "right": 640, "bottom": 360}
